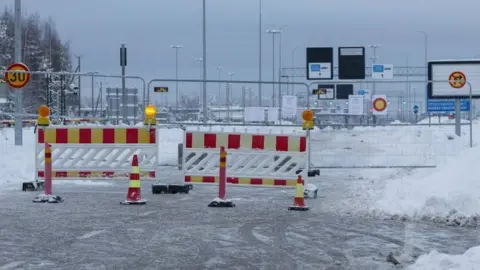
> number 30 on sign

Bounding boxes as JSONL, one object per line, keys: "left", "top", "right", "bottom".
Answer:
{"left": 4, "top": 62, "right": 31, "bottom": 89}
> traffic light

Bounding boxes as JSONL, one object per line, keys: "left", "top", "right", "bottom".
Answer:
{"left": 37, "top": 105, "right": 50, "bottom": 126}
{"left": 144, "top": 104, "right": 157, "bottom": 126}
{"left": 301, "top": 109, "right": 314, "bottom": 130}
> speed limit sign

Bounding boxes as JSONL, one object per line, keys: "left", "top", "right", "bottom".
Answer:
{"left": 4, "top": 62, "right": 30, "bottom": 89}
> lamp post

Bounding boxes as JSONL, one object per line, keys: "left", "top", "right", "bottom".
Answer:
{"left": 170, "top": 45, "right": 183, "bottom": 108}
{"left": 258, "top": 0, "right": 262, "bottom": 106}
{"left": 266, "top": 29, "right": 281, "bottom": 107}
{"left": 416, "top": 30, "right": 428, "bottom": 114}
{"left": 227, "top": 72, "right": 235, "bottom": 123}
{"left": 216, "top": 66, "right": 222, "bottom": 105}
{"left": 368, "top": 44, "right": 381, "bottom": 125}
{"left": 194, "top": 57, "right": 203, "bottom": 108}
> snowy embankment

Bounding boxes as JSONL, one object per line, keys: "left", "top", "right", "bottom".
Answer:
{"left": 408, "top": 246, "right": 480, "bottom": 269}
{"left": 371, "top": 121, "right": 480, "bottom": 227}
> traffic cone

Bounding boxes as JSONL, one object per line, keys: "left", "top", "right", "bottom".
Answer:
{"left": 288, "top": 175, "right": 309, "bottom": 211}
{"left": 121, "top": 155, "right": 147, "bottom": 205}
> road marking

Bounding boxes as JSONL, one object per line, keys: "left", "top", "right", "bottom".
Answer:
{"left": 77, "top": 230, "right": 106, "bottom": 240}
{"left": 0, "top": 261, "right": 24, "bottom": 270}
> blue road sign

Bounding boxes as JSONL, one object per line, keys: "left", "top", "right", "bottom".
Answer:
{"left": 357, "top": 89, "right": 365, "bottom": 95}
{"left": 372, "top": 64, "right": 384, "bottom": 73}
{"left": 310, "top": 64, "right": 321, "bottom": 72}
{"left": 413, "top": 105, "right": 419, "bottom": 114}
{"left": 427, "top": 100, "right": 470, "bottom": 112}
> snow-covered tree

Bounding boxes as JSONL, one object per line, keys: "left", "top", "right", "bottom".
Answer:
{"left": 0, "top": 8, "right": 73, "bottom": 115}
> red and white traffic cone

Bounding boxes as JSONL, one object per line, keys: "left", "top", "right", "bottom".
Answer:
{"left": 121, "top": 155, "right": 147, "bottom": 205}
{"left": 288, "top": 175, "right": 309, "bottom": 211}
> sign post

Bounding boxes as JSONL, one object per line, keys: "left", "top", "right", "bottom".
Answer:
{"left": 120, "top": 43, "right": 127, "bottom": 122}
{"left": 4, "top": 62, "right": 31, "bottom": 146}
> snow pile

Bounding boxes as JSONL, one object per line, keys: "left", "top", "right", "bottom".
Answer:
{"left": 0, "top": 128, "right": 35, "bottom": 190}
{"left": 408, "top": 246, "right": 480, "bottom": 270}
{"left": 373, "top": 124, "right": 480, "bottom": 226}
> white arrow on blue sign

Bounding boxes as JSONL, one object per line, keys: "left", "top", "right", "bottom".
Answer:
{"left": 413, "top": 105, "right": 419, "bottom": 114}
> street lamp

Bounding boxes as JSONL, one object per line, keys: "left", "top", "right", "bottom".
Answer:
{"left": 194, "top": 57, "right": 203, "bottom": 108}
{"left": 258, "top": 0, "right": 262, "bottom": 107}
{"left": 368, "top": 44, "right": 381, "bottom": 124}
{"left": 170, "top": 44, "right": 183, "bottom": 108}
{"left": 216, "top": 66, "right": 222, "bottom": 105}
{"left": 277, "top": 25, "right": 287, "bottom": 107}
{"left": 266, "top": 29, "right": 281, "bottom": 107}
{"left": 227, "top": 72, "right": 235, "bottom": 123}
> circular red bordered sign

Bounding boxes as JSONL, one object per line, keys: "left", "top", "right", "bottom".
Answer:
{"left": 4, "top": 62, "right": 30, "bottom": 89}
{"left": 448, "top": 71, "right": 466, "bottom": 89}
{"left": 373, "top": 97, "right": 387, "bottom": 112}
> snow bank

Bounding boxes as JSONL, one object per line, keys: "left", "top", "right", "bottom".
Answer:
{"left": 373, "top": 124, "right": 480, "bottom": 226}
{"left": 0, "top": 127, "right": 36, "bottom": 190}
{"left": 409, "top": 246, "right": 480, "bottom": 270}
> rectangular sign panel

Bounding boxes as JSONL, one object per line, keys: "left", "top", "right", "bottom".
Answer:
{"left": 371, "top": 64, "right": 394, "bottom": 79}
{"left": 313, "top": 84, "right": 335, "bottom": 99}
{"left": 338, "top": 47, "right": 366, "bottom": 80}
{"left": 306, "top": 47, "right": 333, "bottom": 80}
{"left": 428, "top": 60, "right": 480, "bottom": 99}
{"left": 426, "top": 99, "right": 470, "bottom": 112}
{"left": 348, "top": 95, "right": 364, "bottom": 115}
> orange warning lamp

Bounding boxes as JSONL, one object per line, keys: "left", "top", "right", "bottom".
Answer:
{"left": 37, "top": 105, "right": 50, "bottom": 126}
{"left": 301, "top": 109, "right": 314, "bottom": 130}
{"left": 144, "top": 104, "right": 157, "bottom": 126}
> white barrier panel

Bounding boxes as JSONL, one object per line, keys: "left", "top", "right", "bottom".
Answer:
{"left": 183, "top": 129, "right": 308, "bottom": 188}
{"left": 35, "top": 127, "right": 158, "bottom": 180}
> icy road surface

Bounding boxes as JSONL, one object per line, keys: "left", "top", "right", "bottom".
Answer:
{"left": 0, "top": 169, "right": 478, "bottom": 270}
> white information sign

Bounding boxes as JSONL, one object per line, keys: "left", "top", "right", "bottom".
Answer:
{"left": 281, "top": 95, "right": 297, "bottom": 117}
{"left": 244, "top": 107, "right": 265, "bottom": 122}
{"left": 372, "top": 64, "right": 394, "bottom": 80}
{"left": 308, "top": 62, "right": 332, "bottom": 79}
{"left": 267, "top": 108, "right": 279, "bottom": 122}
{"left": 348, "top": 95, "right": 364, "bottom": 115}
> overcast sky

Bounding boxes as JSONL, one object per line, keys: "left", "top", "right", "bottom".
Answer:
{"left": 2, "top": 0, "right": 480, "bottom": 106}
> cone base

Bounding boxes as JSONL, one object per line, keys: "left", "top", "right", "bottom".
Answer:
{"left": 33, "top": 194, "right": 63, "bottom": 203}
{"left": 208, "top": 199, "right": 235, "bottom": 208}
{"left": 288, "top": 205, "right": 309, "bottom": 211}
{"left": 120, "top": 199, "right": 147, "bottom": 205}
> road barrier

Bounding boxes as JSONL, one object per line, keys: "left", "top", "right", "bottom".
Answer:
{"left": 183, "top": 127, "right": 308, "bottom": 188}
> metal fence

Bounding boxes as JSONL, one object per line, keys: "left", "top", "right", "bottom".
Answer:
{"left": 1, "top": 70, "right": 147, "bottom": 124}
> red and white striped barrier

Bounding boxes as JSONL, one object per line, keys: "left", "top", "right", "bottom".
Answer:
{"left": 183, "top": 128, "right": 308, "bottom": 188}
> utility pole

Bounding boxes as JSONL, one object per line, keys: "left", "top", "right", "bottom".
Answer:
{"left": 368, "top": 44, "right": 381, "bottom": 125}
{"left": 202, "top": 0, "right": 207, "bottom": 123}
{"left": 14, "top": 0, "right": 22, "bottom": 145}
{"left": 194, "top": 57, "right": 203, "bottom": 108}
{"left": 170, "top": 45, "right": 183, "bottom": 109}
{"left": 258, "top": 0, "right": 262, "bottom": 106}
{"left": 267, "top": 29, "right": 281, "bottom": 107}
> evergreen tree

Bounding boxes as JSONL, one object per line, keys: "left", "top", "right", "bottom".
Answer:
{"left": 0, "top": 8, "right": 72, "bottom": 115}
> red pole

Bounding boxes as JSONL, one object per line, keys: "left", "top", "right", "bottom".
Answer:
{"left": 44, "top": 142, "right": 52, "bottom": 195}
{"left": 219, "top": 146, "right": 226, "bottom": 200}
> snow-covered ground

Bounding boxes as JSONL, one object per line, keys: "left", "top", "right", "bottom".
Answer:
{"left": 1, "top": 119, "right": 480, "bottom": 268}
{"left": 408, "top": 246, "right": 480, "bottom": 269}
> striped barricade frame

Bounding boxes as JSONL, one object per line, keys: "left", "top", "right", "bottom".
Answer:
{"left": 35, "top": 127, "right": 158, "bottom": 180}
{"left": 183, "top": 130, "right": 308, "bottom": 188}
